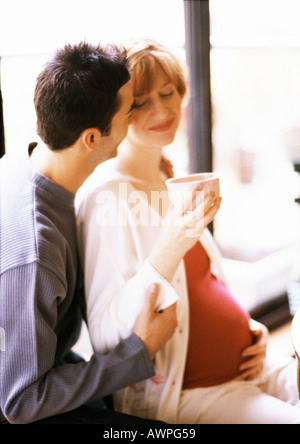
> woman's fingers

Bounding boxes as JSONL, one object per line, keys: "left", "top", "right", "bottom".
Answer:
{"left": 204, "top": 196, "right": 222, "bottom": 226}
{"left": 183, "top": 190, "right": 215, "bottom": 220}
{"left": 183, "top": 195, "right": 222, "bottom": 232}
{"left": 172, "top": 184, "right": 204, "bottom": 217}
{"left": 239, "top": 351, "right": 266, "bottom": 380}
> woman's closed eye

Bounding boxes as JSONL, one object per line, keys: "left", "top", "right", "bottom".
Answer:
{"left": 133, "top": 92, "right": 174, "bottom": 109}
{"left": 161, "top": 91, "right": 174, "bottom": 99}
{"left": 133, "top": 99, "right": 148, "bottom": 109}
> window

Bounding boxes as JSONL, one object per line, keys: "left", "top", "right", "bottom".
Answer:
{"left": 210, "top": 0, "right": 300, "bottom": 313}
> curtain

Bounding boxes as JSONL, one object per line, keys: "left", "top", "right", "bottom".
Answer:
{"left": 0, "top": 57, "right": 5, "bottom": 158}
{"left": 0, "top": 89, "right": 5, "bottom": 158}
{"left": 184, "top": 0, "right": 212, "bottom": 173}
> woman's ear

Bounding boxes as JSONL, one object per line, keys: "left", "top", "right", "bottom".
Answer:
{"left": 81, "top": 128, "right": 102, "bottom": 152}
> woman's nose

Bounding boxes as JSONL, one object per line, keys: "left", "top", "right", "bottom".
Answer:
{"left": 152, "top": 99, "right": 168, "bottom": 117}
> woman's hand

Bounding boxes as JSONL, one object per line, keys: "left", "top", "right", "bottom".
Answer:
{"left": 239, "top": 319, "right": 268, "bottom": 381}
{"left": 149, "top": 184, "right": 222, "bottom": 283}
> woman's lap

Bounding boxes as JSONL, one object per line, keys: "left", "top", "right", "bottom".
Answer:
{"left": 177, "top": 355, "right": 300, "bottom": 424}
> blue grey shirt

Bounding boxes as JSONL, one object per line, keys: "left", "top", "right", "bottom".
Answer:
{"left": 0, "top": 147, "right": 154, "bottom": 424}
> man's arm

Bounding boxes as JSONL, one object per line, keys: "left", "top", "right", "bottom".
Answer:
{"left": 0, "top": 263, "right": 161, "bottom": 424}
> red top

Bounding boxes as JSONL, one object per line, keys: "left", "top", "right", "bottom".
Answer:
{"left": 182, "top": 241, "right": 253, "bottom": 389}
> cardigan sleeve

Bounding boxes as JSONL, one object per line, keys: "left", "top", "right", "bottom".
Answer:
{"left": 76, "top": 180, "right": 180, "bottom": 354}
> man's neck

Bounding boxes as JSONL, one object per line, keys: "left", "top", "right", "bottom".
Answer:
{"left": 30, "top": 142, "right": 90, "bottom": 194}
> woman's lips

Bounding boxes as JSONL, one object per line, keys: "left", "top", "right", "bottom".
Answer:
{"left": 149, "top": 119, "right": 174, "bottom": 132}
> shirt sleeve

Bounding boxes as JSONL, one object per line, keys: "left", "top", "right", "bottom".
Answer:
{"left": 76, "top": 183, "right": 180, "bottom": 355}
{"left": 0, "top": 263, "right": 154, "bottom": 424}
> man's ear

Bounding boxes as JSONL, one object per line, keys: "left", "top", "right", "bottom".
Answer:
{"left": 81, "top": 128, "right": 102, "bottom": 152}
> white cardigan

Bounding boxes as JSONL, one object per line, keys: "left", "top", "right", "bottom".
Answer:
{"left": 75, "top": 164, "right": 228, "bottom": 424}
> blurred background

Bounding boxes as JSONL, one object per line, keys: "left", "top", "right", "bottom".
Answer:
{"left": 1, "top": 0, "right": 300, "bottom": 329}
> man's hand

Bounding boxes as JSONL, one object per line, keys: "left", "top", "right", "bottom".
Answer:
{"left": 133, "top": 284, "right": 178, "bottom": 359}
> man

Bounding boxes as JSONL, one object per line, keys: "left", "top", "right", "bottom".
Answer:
{"left": 0, "top": 42, "right": 177, "bottom": 424}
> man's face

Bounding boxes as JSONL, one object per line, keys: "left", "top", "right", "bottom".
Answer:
{"left": 98, "top": 80, "right": 134, "bottom": 163}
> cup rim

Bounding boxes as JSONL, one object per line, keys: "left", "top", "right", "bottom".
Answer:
{"left": 165, "top": 172, "right": 219, "bottom": 186}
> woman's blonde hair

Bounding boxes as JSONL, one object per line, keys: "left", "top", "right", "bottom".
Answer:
{"left": 126, "top": 39, "right": 187, "bottom": 99}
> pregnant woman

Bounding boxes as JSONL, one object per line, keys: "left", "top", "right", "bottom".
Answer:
{"left": 76, "top": 39, "right": 300, "bottom": 424}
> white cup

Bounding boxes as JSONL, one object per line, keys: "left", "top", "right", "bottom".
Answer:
{"left": 166, "top": 173, "right": 220, "bottom": 210}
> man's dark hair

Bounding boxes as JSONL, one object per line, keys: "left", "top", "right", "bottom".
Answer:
{"left": 34, "top": 42, "right": 130, "bottom": 151}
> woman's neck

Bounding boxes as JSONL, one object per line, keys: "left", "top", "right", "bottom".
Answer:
{"left": 115, "top": 137, "right": 170, "bottom": 218}
{"left": 116, "top": 137, "right": 165, "bottom": 186}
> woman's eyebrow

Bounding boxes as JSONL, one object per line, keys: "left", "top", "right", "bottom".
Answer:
{"left": 134, "top": 82, "right": 172, "bottom": 99}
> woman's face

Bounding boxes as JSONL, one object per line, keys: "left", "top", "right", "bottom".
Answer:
{"left": 127, "top": 65, "right": 182, "bottom": 149}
